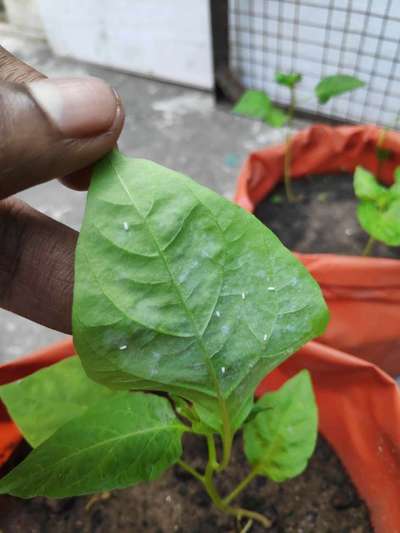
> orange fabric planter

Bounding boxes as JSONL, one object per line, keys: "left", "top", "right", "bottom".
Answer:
{"left": 0, "top": 124, "right": 399, "bottom": 531}
{"left": 238, "top": 124, "right": 400, "bottom": 533}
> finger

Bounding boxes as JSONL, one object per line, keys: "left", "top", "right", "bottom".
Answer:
{"left": 0, "top": 77, "right": 124, "bottom": 199}
{"left": 0, "top": 45, "right": 42, "bottom": 83}
{"left": 0, "top": 197, "right": 76, "bottom": 333}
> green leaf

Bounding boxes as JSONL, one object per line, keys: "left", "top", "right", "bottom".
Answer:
{"left": 264, "top": 105, "right": 289, "bottom": 128}
{"left": 0, "top": 393, "right": 184, "bottom": 498}
{"left": 233, "top": 90, "right": 271, "bottom": 121}
{"left": 233, "top": 90, "right": 288, "bottom": 127}
{"left": 0, "top": 357, "right": 114, "bottom": 447}
{"left": 275, "top": 72, "right": 302, "bottom": 88}
{"left": 315, "top": 74, "right": 365, "bottom": 104}
{"left": 243, "top": 370, "right": 318, "bottom": 482}
{"left": 354, "top": 166, "right": 387, "bottom": 202}
{"left": 354, "top": 166, "right": 400, "bottom": 246}
{"left": 73, "top": 151, "right": 328, "bottom": 433}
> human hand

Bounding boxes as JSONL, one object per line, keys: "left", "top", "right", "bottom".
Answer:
{"left": 0, "top": 47, "right": 124, "bottom": 334}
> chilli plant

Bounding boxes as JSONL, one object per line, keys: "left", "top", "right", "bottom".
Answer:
{"left": 234, "top": 73, "right": 365, "bottom": 203}
{"left": 0, "top": 151, "right": 328, "bottom": 531}
{"left": 354, "top": 165, "right": 400, "bottom": 256}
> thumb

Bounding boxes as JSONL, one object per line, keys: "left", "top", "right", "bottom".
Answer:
{"left": 0, "top": 77, "right": 124, "bottom": 199}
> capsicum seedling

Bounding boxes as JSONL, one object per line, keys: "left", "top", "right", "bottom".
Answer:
{"left": 0, "top": 151, "right": 328, "bottom": 531}
{"left": 354, "top": 165, "right": 400, "bottom": 256}
{"left": 234, "top": 73, "right": 365, "bottom": 203}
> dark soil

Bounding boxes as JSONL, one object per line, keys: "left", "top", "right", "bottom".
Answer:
{"left": 0, "top": 433, "right": 372, "bottom": 533}
{"left": 255, "top": 173, "right": 400, "bottom": 258}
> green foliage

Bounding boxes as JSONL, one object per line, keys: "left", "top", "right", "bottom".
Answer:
{"left": 73, "top": 150, "right": 328, "bottom": 429}
{"left": 275, "top": 72, "right": 302, "bottom": 88}
{"left": 315, "top": 74, "right": 365, "bottom": 104}
{"left": 0, "top": 357, "right": 113, "bottom": 447}
{"left": 354, "top": 166, "right": 400, "bottom": 246}
{"left": 0, "top": 151, "right": 329, "bottom": 527}
{"left": 0, "top": 390, "right": 184, "bottom": 498}
{"left": 233, "top": 89, "right": 288, "bottom": 127}
{"left": 243, "top": 370, "right": 318, "bottom": 482}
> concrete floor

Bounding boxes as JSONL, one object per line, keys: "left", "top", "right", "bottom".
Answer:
{"left": 0, "top": 30, "right": 309, "bottom": 363}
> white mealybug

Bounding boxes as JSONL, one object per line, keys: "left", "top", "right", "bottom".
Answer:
{"left": 123, "top": 222, "right": 129, "bottom": 231}
{"left": 267, "top": 286, "right": 275, "bottom": 291}
{"left": 221, "top": 366, "right": 226, "bottom": 374}
{"left": 263, "top": 334, "right": 268, "bottom": 341}
{"left": 119, "top": 344, "right": 128, "bottom": 351}
{"left": 216, "top": 310, "right": 221, "bottom": 318}
{"left": 241, "top": 292, "right": 246, "bottom": 300}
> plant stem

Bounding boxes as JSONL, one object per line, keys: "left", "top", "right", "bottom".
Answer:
{"left": 283, "top": 86, "right": 296, "bottom": 203}
{"left": 239, "top": 519, "right": 254, "bottom": 533}
{"left": 229, "top": 507, "right": 272, "bottom": 529}
{"left": 376, "top": 127, "right": 387, "bottom": 181}
{"left": 177, "top": 460, "right": 204, "bottom": 483}
{"left": 223, "top": 469, "right": 258, "bottom": 506}
{"left": 362, "top": 235, "right": 375, "bottom": 256}
{"left": 217, "top": 397, "right": 233, "bottom": 472}
{"left": 206, "top": 433, "right": 219, "bottom": 473}
{"left": 177, "top": 461, "right": 271, "bottom": 529}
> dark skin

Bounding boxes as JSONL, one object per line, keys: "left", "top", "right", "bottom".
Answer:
{"left": 0, "top": 47, "right": 125, "bottom": 333}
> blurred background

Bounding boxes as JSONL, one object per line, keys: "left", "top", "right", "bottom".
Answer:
{"left": 0, "top": 0, "right": 398, "bottom": 362}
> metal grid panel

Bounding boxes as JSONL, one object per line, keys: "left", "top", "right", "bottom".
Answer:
{"left": 229, "top": 0, "right": 400, "bottom": 126}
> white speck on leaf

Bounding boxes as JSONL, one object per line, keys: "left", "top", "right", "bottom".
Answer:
{"left": 216, "top": 310, "right": 221, "bottom": 318}
{"left": 263, "top": 334, "right": 268, "bottom": 341}
{"left": 242, "top": 292, "right": 246, "bottom": 300}
{"left": 123, "top": 222, "right": 129, "bottom": 231}
{"left": 119, "top": 344, "right": 128, "bottom": 351}
{"left": 267, "top": 286, "right": 276, "bottom": 291}
{"left": 221, "top": 366, "right": 226, "bottom": 374}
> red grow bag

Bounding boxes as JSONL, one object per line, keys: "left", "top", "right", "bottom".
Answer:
{"left": 0, "top": 124, "right": 399, "bottom": 532}
{"left": 238, "top": 124, "right": 400, "bottom": 533}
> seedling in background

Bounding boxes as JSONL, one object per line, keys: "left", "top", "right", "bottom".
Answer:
{"left": 354, "top": 165, "right": 400, "bottom": 256}
{"left": 0, "top": 151, "right": 328, "bottom": 532}
{"left": 234, "top": 73, "right": 365, "bottom": 203}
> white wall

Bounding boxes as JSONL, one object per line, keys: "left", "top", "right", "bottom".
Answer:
{"left": 38, "top": 0, "right": 214, "bottom": 90}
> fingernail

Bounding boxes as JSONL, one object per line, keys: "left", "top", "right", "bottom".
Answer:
{"left": 26, "top": 77, "right": 120, "bottom": 138}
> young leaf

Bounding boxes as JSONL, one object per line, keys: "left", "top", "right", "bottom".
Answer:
{"left": 73, "top": 151, "right": 328, "bottom": 434}
{"left": 233, "top": 90, "right": 271, "bottom": 121}
{"left": 233, "top": 89, "right": 288, "bottom": 127}
{"left": 354, "top": 166, "right": 400, "bottom": 246}
{"left": 275, "top": 72, "right": 302, "bottom": 88}
{"left": 315, "top": 74, "right": 365, "bottom": 104}
{"left": 243, "top": 370, "right": 318, "bottom": 482}
{"left": 0, "top": 357, "right": 114, "bottom": 447}
{"left": 0, "top": 393, "right": 184, "bottom": 498}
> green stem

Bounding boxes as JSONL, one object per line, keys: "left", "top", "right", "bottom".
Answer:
{"left": 177, "top": 460, "right": 204, "bottom": 483}
{"left": 283, "top": 87, "right": 296, "bottom": 203}
{"left": 178, "top": 461, "right": 271, "bottom": 529}
{"left": 362, "top": 235, "right": 375, "bottom": 257}
{"left": 217, "top": 397, "right": 233, "bottom": 472}
{"left": 206, "top": 433, "right": 218, "bottom": 473}
{"left": 223, "top": 469, "right": 258, "bottom": 506}
{"left": 376, "top": 127, "right": 387, "bottom": 181}
{"left": 230, "top": 507, "right": 272, "bottom": 529}
{"left": 239, "top": 519, "right": 254, "bottom": 533}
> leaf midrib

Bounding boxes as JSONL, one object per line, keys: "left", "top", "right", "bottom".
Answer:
{"left": 110, "top": 160, "right": 224, "bottom": 398}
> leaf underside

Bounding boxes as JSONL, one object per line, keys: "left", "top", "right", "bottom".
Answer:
{"left": 243, "top": 370, "right": 318, "bottom": 482}
{"left": 73, "top": 151, "right": 328, "bottom": 428}
{"left": 354, "top": 166, "right": 400, "bottom": 246}
{"left": 0, "top": 392, "right": 183, "bottom": 498}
